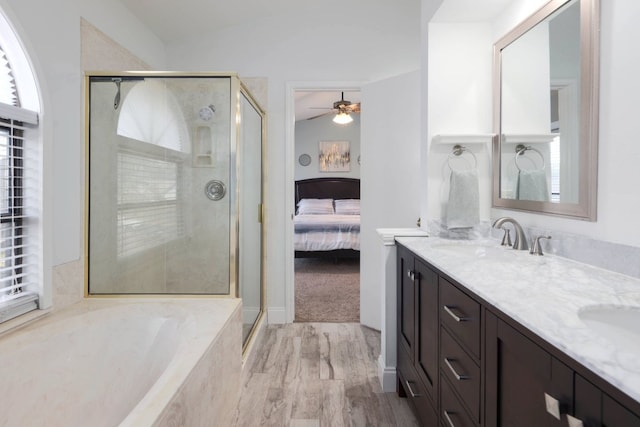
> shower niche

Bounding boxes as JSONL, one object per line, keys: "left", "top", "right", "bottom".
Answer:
{"left": 85, "top": 73, "right": 265, "bottom": 347}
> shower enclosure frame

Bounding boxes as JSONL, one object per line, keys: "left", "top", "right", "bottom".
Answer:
{"left": 83, "top": 72, "right": 266, "bottom": 349}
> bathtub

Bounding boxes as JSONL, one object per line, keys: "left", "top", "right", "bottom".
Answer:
{"left": 0, "top": 297, "right": 242, "bottom": 427}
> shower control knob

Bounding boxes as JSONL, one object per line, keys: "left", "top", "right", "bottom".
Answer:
{"left": 205, "top": 180, "right": 226, "bottom": 201}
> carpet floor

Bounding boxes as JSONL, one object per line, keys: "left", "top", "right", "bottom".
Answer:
{"left": 294, "top": 258, "right": 360, "bottom": 323}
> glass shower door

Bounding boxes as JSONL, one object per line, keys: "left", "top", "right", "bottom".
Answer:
{"left": 87, "top": 75, "right": 233, "bottom": 295}
{"left": 238, "top": 90, "right": 263, "bottom": 344}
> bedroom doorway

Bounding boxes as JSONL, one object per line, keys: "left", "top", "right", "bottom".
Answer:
{"left": 294, "top": 257, "right": 359, "bottom": 322}
{"left": 292, "top": 89, "right": 362, "bottom": 323}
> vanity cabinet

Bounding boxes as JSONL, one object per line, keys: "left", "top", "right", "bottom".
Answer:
{"left": 485, "top": 312, "right": 573, "bottom": 426}
{"left": 396, "top": 243, "right": 640, "bottom": 427}
{"left": 485, "top": 312, "right": 640, "bottom": 427}
{"left": 396, "top": 245, "right": 439, "bottom": 425}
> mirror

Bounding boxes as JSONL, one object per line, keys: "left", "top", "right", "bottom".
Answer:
{"left": 492, "top": 0, "right": 599, "bottom": 220}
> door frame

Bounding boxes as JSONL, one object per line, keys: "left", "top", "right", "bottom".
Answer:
{"left": 284, "top": 81, "right": 364, "bottom": 323}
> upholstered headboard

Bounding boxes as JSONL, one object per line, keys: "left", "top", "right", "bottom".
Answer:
{"left": 295, "top": 178, "right": 360, "bottom": 207}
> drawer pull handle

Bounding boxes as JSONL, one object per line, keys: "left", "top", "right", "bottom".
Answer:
{"left": 566, "top": 414, "right": 584, "bottom": 427}
{"left": 443, "top": 410, "right": 457, "bottom": 427}
{"left": 407, "top": 270, "right": 414, "bottom": 281}
{"left": 443, "top": 305, "right": 469, "bottom": 322}
{"left": 405, "top": 380, "right": 422, "bottom": 398}
{"left": 444, "top": 357, "right": 469, "bottom": 380}
{"left": 544, "top": 392, "right": 562, "bottom": 420}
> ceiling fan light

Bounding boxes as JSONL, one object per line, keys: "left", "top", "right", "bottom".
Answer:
{"left": 333, "top": 112, "right": 353, "bottom": 124}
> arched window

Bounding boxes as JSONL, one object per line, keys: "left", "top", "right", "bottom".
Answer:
{"left": 114, "top": 79, "right": 188, "bottom": 258}
{"left": 0, "top": 10, "right": 41, "bottom": 323}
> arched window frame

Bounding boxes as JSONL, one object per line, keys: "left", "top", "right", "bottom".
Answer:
{"left": 0, "top": 9, "right": 43, "bottom": 325}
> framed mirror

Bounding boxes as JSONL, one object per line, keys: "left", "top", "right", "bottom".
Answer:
{"left": 492, "top": 0, "right": 599, "bottom": 220}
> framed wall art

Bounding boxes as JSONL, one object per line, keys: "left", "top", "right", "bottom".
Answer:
{"left": 318, "top": 140, "right": 350, "bottom": 172}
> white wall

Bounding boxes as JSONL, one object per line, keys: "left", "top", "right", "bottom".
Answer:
{"left": 0, "top": 0, "right": 165, "bottom": 267}
{"left": 426, "top": 22, "right": 493, "bottom": 225}
{"left": 360, "top": 70, "right": 422, "bottom": 329}
{"left": 294, "top": 113, "right": 361, "bottom": 181}
{"left": 0, "top": 0, "right": 165, "bottom": 311}
{"left": 163, "top": 1, "right": 422, "bottom": 321}
{"left": 423, "top": 0, "right": 640, "bottom": 249}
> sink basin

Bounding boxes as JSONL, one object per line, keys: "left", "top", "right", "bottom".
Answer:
{"left": 578, "top": 306, "right": 640, "bottom": 354}
{"left": 430, "top": 242, "right": 508, "bottom": 258}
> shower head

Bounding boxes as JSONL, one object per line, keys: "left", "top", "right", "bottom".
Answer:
{"left": 198, "top": 104, "right": 216, "bottom": 121}
{"left": 113, "top": 78, "right": 122, "bottom": 110}
{"left": 89, "top": 76, "right": 145, "bottom": 110}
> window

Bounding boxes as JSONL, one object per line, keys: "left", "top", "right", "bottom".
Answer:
{"left": 113, "top": 79, "right": 189, "bottom": 259}
{"left": 117, "top": 150, "right": 183, "bottom": 258}
{"left": 0, "top": 16, "right": 41, "bottom": 323}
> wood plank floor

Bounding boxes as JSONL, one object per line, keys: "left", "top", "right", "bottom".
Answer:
{"left": 232, "top": 323, "right": 419, "bottom": 427}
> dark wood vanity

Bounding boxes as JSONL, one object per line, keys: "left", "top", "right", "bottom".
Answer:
{"left": 397, "top": 243, "right": 640, "bottom": 426}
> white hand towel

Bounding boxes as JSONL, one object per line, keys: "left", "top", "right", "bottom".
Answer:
{"left": 516, "top": 169, "right": 549, "bottom": 201}
{"left": 446, "top": 169, "right": 480, "bottom": 229}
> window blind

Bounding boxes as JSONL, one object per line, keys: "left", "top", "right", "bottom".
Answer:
{"left": 0, "top": 34, "right": 40, "bottom": 324}
{"left": 0, "top": 115, "right": 38, "bottom": 321}
{"left": 117, "top": 151, "right": 183, "bottom": 258}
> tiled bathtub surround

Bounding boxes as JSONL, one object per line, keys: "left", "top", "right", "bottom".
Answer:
{"left": 395, "top": 236, "right": 640, "bottom": 403}
{"left": 0, "top": 298, "right": 241, "bottom": 426}
{"left": 52, "top": 259, "right": 85, "bottom": 311}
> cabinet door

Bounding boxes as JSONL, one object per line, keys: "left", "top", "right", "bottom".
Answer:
{"left": 397, "top": 246, "right": 415, "bottom": 357}
{"left": 486, "top": 313, "right": 573, "bottom": 426}
{"left": 415, "top": 259, "right": 439, "bottom": 401}
{"left": 574, "top": 375, "right": 602, "bottom": 427}
{"left": 574, "top": 374, "right": 640, "bottom": 427}
{"left": 602, "top": 394, "right": 640, "bottom": 427}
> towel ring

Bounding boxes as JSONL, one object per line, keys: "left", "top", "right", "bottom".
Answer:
{"left": 515, "top": 144, "right": 545, "bottom": 171}
{"left": 447, "top": 145, "right": 477, "bottom": 171}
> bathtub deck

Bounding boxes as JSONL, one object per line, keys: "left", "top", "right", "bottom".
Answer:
{"left": 232, "top": 323, "right": 418, "bottom": 426}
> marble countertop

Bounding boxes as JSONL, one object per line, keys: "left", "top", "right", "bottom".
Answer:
{"left": 395, "top": 236, "right": 640, "bottom": 404}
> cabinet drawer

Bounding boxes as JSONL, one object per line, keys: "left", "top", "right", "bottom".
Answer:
{"left": 440, "top": 277, "right": 481, "bottom": 359}
{"left": 398, "top": 347, "right": 438, "bottom": 425}
{"left": 441, "top": 375, "right": 476, "bottom": 427}
{"left": 441, "top": 328, "right": 480, "bottom": 423}
{"left": 398, "top": 343, "right": 414, "bottom": 384}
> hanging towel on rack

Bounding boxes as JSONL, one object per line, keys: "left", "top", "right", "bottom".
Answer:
{"left": 446, "top": 169, "right": 480, "bottom": 229}
{"left": 516, "top": 169, "right": 549, "bottom": 201}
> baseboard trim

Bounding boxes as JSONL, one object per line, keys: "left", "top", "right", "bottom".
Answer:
{"left": 378, "top": 355, "right": 397, "bottom": 393}
{"left": 267, "top": 307, "right": 287, "bottom": 324}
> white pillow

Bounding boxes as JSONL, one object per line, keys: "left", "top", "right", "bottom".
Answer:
{"left": 334, "top": 199, "right": 360, "bottom": 215}
{"left": 297, "top": 198, "right": 334, "bottom": 215}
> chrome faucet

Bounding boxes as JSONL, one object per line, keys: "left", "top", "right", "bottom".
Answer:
{"left": 530, "top": 235, "right": 552, "bottom": 256}
{"left": 492, "top": 217, "right": 528, "bottom": 250}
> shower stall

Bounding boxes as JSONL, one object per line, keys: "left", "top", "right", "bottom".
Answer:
{"left": 85, "top": 73, "right": 264, "bottom": 347}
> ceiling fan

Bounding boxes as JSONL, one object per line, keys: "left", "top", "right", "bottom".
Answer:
{"left": 307, "top": 92, "right": 361, "bottom": 121}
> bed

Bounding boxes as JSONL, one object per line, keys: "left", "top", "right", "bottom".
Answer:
{"left": 294, "top": 178, "right": 360, "bottom": 259}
